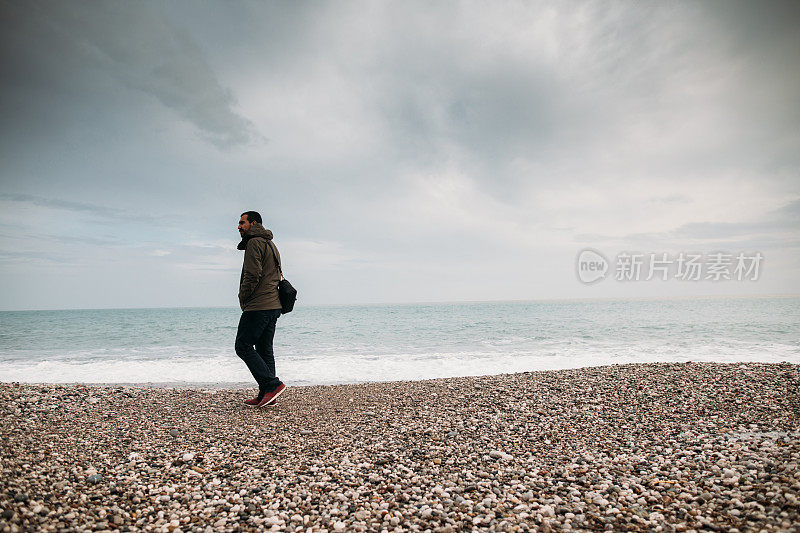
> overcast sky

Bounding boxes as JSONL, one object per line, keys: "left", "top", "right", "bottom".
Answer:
{"left": 0, "top": 0, "right": 798, "bottom": 310}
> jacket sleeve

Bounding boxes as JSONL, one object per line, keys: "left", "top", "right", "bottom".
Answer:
{"left": 238, "top": 238, "right": 265, "bottom": 304}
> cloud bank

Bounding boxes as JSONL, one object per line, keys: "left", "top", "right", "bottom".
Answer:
{"left": 0, "top": 0, "right": 798, "bottom": 309}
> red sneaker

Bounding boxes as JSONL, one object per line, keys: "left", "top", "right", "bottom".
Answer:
{"left": 244, "top": 394, "right": 262, "bottom": 406}
{"left": 256, "top": 383, "right": 286, "bottom": 408}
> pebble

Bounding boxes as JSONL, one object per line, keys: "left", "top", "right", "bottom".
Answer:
{"left": 0, "top": 362, "right": 797, "bottom": 531}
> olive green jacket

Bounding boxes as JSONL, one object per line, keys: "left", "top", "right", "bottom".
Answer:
{"left": 237, "top": 225, "right": 282, "bottom": 311}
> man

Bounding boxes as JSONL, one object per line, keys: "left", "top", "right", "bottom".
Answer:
{"left": 235, "top": 211, "right": 286, "bottom": 407}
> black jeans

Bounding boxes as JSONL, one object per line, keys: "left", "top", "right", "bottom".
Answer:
{"left": 235, "top": 309, "right": 282, "bottom": 392}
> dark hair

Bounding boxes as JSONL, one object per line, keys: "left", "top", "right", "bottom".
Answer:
{"left": 241, "top": 211, "right": 262, "bottom": 224}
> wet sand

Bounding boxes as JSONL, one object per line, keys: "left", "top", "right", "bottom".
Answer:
{"left": 1, "top": 362, "right": 799, "bottom": 532}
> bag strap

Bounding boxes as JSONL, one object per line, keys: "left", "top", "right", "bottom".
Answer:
{"left": 266, "top": 240, "right": 284, "bottom": 281}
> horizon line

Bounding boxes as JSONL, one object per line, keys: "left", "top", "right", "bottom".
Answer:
{"left": 1, "top": 292, "right": 798, "bottom": 313}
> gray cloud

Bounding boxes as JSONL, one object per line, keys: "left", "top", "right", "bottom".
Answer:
{"left": 86, "top": 7, "right": 261, "bottom": 149}
{"left": 0, "top": 250, "right": 72, "bottom": 264}
{"left": 673, "top": 200, "right": 800, "bottom": 240}
{"left": 1, "top": 193, "right": 120, "bottom": 218}
{"left": 646, "top": 195, "right": 692, "bottom": 206}
{"left": 373, "top": 1, "right": 800, "bottom": 201}
{"left": 575, "top": 199, "right": 800, "bottom": 247}
{"left": 0, "top": 227, "right": 120, "bottom": 247}
{"left": 0, "top": 0, "right": 259, "bottom": 149}
{"left": 0, "top": 193, "right": 166, "bottom": 224}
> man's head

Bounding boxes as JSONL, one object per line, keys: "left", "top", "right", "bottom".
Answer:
{"left": 238, "top": 211, "right": 262, "bottom": 236}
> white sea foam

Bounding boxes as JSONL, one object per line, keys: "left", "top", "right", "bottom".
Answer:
{"left": 0, "top": 340, "right": 796, "bottom": 386}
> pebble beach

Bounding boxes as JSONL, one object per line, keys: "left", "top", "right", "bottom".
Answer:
{"left": 1, "top": 362, "right": 799, "bottom": 532}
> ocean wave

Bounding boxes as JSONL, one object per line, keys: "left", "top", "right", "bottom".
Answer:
{"left": 1, "top": 341, "right": 796, "bottom": 385}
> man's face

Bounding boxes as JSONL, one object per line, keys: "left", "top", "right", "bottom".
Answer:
{"left": 238, "top": 215, "right": 252, "bottom": 236}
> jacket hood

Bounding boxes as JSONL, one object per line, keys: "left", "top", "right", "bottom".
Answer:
{"left": 237, "top": 225, "right": 273, "bottom": 250}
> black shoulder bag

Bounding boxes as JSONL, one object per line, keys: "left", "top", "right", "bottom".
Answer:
{"left": 266, "top": 240, "right": 297, "bottom": 314}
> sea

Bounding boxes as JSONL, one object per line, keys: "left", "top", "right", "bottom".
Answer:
{"left": 0, "top": 296, "right": 798, "bottom": 387}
